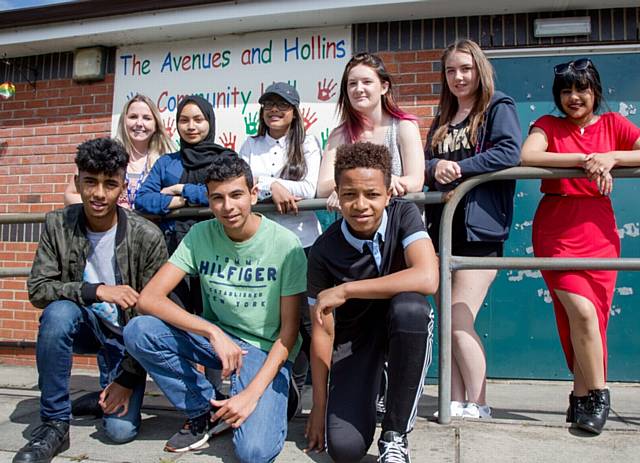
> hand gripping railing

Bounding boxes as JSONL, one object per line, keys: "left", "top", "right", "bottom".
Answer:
{"left": 436, "top": 166, "right": 640, "bottom": 424}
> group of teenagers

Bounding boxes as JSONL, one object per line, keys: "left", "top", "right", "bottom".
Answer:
{"left": 14, "top": 38, "right": 640, "bottom": 463}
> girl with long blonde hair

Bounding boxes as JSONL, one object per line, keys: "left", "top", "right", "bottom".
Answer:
{"left": 425, "top": 39, "right": 521, "bottom": 418}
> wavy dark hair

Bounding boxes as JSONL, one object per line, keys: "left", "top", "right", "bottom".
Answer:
{"left": 552, "top": 59, "right": 603, "bottom": 115}
{"left": 338, "top": 52, "right": 417, "bottom": 143}
{"left": 256, "top": 95, "right": 307, "bottom": 181}
{"left": 75, "top": 138, "right": 128, "bottom": 178}
{"left": 335, "top": 141, "right": 391, "bottom": 188}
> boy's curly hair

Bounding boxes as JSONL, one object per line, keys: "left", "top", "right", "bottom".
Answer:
{"left": 75, "top": 138, "right": 128, "bottom": 178}
{"left": 205, "top": 154, "right": 254, "bottom": 189}
{"left": 334, "top": 142, "right": 391, "bottom": 188}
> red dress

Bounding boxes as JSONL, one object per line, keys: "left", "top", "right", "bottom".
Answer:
{"left": 531, "top": 113, "right": 640, "bottom": 376}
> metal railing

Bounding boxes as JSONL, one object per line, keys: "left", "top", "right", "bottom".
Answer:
{"left": 3, "top": 167, "right": 640, "bottom": 426}
{"left": 436, "top": 166, "right": 640, "bottom": 424}
{"left": 0, "top": 192, "right": 447, "bottom": 278}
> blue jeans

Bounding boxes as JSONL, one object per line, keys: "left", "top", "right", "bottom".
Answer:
{"left": 124, "top": 315, "right": 291, "bottom": 463}
{"left": 36, "top": 300, "right": 146, "bottom": 443}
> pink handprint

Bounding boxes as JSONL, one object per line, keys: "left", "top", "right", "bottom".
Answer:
{"left": 219, "top": 132, "right": 237, "bottom": 151}
{"left": 317, "top": 78, "right": 337, "bottom": 101}
{"left": 301, "top": 107, "right": 318, "bottom": 131}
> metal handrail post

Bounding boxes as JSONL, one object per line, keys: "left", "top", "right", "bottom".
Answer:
{"left": 435, "top": 168, "right": 577, "bottom": 424}
{"left": 436, "top": 182, "right": 471, "bottom": 425}
{"left": 435, "top": 166, "right": 640, "bottom": 424}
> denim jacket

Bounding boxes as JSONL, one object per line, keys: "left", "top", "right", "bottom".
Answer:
{"left": 134, "top": 152, "right": 209, "bottom": 225}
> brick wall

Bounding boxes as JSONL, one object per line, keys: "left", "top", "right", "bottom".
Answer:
{"left": 0, "top": 74, "right": 114, "bottom": 367}
{"left": 375, "top": 50, "right": 441, "bottom": 141}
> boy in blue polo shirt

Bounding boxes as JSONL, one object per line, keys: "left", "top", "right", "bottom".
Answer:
{"left": 305, "top": 142, "right": 438, "bottom": 463}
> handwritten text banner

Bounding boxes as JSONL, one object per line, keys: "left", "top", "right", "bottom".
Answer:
{"left": 112, "top": 26, "right": 352, "bottom": 152}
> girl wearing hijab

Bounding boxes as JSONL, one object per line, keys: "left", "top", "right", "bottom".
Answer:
{"left": 135, "top": 95, "right": 235, "bottom": 243}
{"left": 135, "top": 95, "right": 235, "bottom": 313}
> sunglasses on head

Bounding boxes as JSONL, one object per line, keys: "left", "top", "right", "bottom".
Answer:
{"left": 553, "top": 58, "right": 592, "bottom": 76}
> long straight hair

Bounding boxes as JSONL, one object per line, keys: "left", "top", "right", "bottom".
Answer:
{"left": 117, "top": 94, "right": 175, "bottom": 159}
{"left": 430, "top": 40, "right": 495, "bottom": 151}
{"left": 337, "top": 53, "right": 417, "bottom": 143}
{"left": 256, "top": 104, "right": 307, "bottom": 181}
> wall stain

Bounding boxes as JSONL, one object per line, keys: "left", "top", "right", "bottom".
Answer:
{"left": 507, "top": 270, "right": 542, "bottom": 282}
{"left": 618, "top": 223, "right": 639, "bottom": 239}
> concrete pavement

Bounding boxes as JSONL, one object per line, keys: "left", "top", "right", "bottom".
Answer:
{"left": 0, "top": 364, "right": 638, "bottom": 462}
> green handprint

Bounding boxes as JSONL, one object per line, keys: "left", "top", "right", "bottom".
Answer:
{"left": 244, "top": 112, "right": 259, "bottom": 136}
{"left": 320, "top": 128, "right": 330, "bottom": 150}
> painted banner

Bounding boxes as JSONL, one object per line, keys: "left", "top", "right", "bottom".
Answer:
{"left": 112, "top": 26, "right": 351, "bottom": 152}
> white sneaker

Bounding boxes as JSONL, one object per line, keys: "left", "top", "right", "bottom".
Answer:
{"left": 462, "top": 402, "right": 492, "bottom": 419}
{"left": 433, "top": 400, "right": 465, "bottom": 418}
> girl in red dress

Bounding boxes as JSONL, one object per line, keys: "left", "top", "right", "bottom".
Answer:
{"left": 522, "top": 59, "right": 640, "bottom": 434}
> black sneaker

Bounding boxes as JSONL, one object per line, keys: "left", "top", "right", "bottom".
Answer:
{"left": 71, "top": 391, "right": 103, "bottom": 418}
{"left": 164, "top": 409, "right": 230, "bottom": 453}
{"left": 13, "top": 420, "right": 70, "bottom": 463}
{"left": 287, "top": 379, "right": 301, "bottom": 421}
{"left": 377, "top": 430, "right": 411, "bottom": 463}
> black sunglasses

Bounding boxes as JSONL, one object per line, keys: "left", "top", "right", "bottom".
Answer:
{"left": 553, "top": 58, "right": 592, "bottom": 76}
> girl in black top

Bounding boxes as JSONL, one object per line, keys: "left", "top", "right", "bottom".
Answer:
{"left": 425, "top": 39, "right": 521, "bottom": 418}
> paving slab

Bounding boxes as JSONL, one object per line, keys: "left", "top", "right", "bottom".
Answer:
{"left": 0, "top": 365, "right": 638, "bottom": 463}
{"left": 458, "top": 420, "right": 640, "bottom": 463}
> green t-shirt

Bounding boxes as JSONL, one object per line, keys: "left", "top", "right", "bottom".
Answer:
{"left": 169, "top": 215, "right": 306, "bottom": 361}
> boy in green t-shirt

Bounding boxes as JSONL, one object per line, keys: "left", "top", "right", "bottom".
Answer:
{"left": 124, "top": 155, "right": 306, "bottom": 462}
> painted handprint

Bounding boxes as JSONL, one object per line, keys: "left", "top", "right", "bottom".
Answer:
{"left": 219, "top": 132, "right": 237, "bottom": 151}
{"left": 301, "top": 107, "right": 318, "bottom": 131}
{"left": 163, "top": 116, "right": 177, "bottom": 138}
{"left": 317, "top": 78, "right": 337, "bottom": 101}
{"left": 320, "top": 128, "right": 330, "bottom": 150}
{"left": 244, "top": 112, "right": 259, "bottom": 136}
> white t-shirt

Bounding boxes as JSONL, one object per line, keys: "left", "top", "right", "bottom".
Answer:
{"left": 84, "top": 224, "right": 121, "bottom": 333}
{"left": 240, "top": 133, "right": 322, "bottom": 248}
